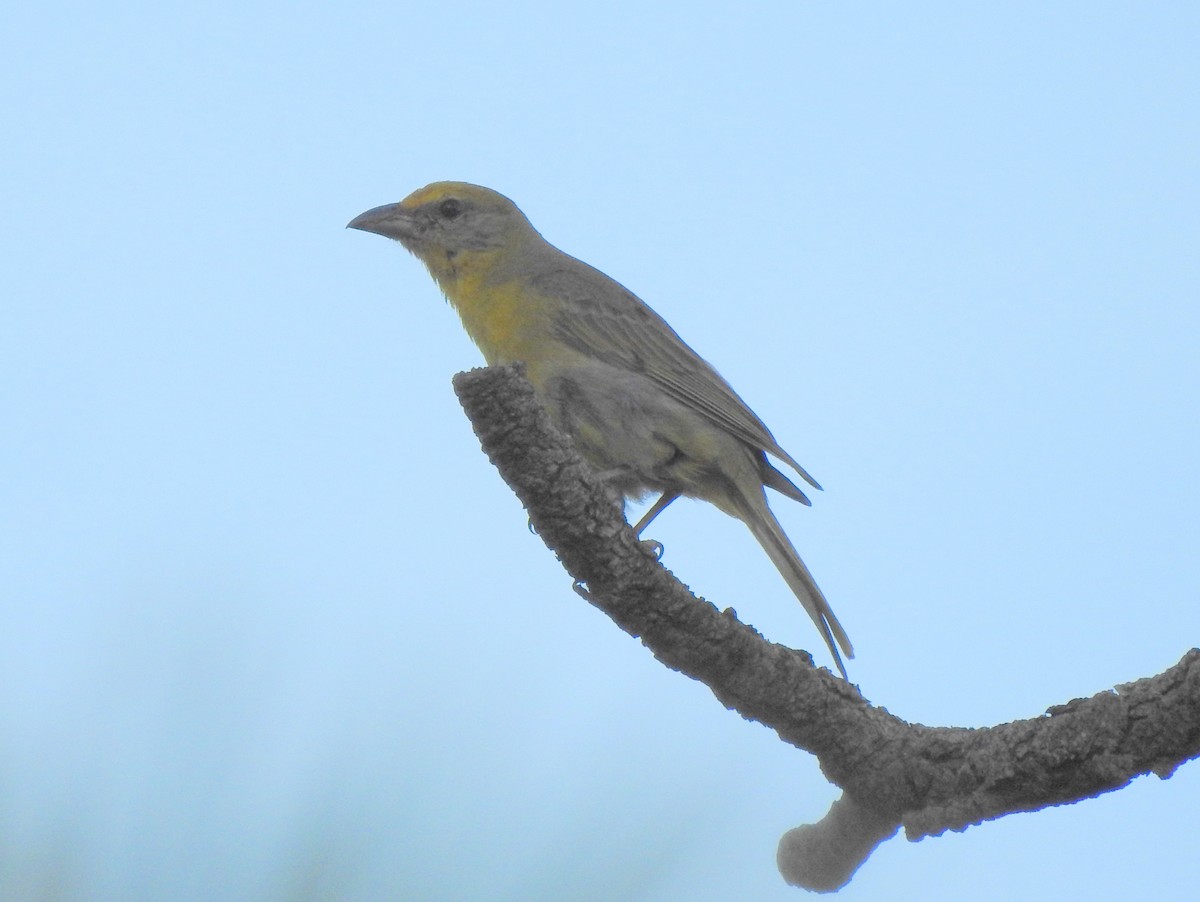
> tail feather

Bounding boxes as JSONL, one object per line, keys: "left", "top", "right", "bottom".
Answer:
{"left": 739, "top": 497, "right": 853, "bottom": 679}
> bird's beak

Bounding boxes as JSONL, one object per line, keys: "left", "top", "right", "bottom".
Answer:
{"left": 346, "top": 203, "right": 417, "bottom": 241}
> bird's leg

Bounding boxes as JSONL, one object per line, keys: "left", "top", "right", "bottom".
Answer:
{"left": 591, "top": 466, "right": 678, "bottom": 537}
{"left": 632, "top": 492, "right": 680, "bottom": 536}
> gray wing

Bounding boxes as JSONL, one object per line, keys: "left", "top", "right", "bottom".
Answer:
{"left": 531, "top": 260, "right": 821, "bottom": 491}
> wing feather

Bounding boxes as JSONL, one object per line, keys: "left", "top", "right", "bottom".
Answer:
{"left": 533, "top": 262, "right": 820, "bottom": 490}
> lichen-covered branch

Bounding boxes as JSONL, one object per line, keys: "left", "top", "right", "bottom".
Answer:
{"left": 452, "top": 364, "right": 1200, "bottom": 893}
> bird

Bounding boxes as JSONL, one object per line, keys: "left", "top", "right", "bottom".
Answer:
{"left": 347, "top": 182, "right": 853, "bottom": 678}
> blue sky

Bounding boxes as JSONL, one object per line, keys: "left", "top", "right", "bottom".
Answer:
{"left": 3, "top": 3, "right": 1198, "bottom": 899}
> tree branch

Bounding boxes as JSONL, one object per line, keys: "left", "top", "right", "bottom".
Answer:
{"left": 452, "top": 364, "right": 1200, "bottom": 893}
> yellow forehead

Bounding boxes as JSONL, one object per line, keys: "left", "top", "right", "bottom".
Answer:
{"left": 400, "top": 181, "right": 504, "bottom": 210}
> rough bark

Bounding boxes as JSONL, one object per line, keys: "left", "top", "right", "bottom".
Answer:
{"left": 452, "top": 364, "right": 1200, "bottom": 893}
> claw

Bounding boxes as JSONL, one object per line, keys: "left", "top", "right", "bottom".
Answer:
{"left": 640, "top": 540, "right": 664, "bottom": 561}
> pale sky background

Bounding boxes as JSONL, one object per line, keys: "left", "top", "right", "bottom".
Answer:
{"left": 3, "top": 3, "right": 1198, "bottom": 900}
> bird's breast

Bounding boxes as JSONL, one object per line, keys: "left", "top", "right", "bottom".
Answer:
{"left": 445, "top": 274, "right": 563, "bottom": 373}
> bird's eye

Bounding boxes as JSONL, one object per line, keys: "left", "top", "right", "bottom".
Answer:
{"left": 438, "top": 198, "right": 463, "bottom": 219}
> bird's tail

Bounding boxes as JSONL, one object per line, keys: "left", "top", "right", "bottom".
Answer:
{"left": 738, "top": 495, "right": 853, "bottom": 679}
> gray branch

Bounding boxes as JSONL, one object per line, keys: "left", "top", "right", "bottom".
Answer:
{"left": 452, "top": 364, "right": 1200, "bottom": 893}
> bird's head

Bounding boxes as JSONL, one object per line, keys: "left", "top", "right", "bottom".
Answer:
{"left": 348, "top": 182, "right": 539, "bottom": 284}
